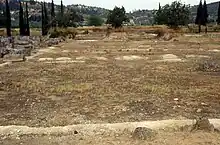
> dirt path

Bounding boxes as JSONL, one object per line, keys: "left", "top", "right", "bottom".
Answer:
{"left": 0, "top": 120, "right": 194, "bottom": 136}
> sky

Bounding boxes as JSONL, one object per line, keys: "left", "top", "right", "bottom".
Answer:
{"left": 46, "top": 0, "right": 219, "bottom": 12}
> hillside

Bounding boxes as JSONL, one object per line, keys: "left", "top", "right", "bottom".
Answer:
{"left": 0, "top": 1, "right": 219, "bottom": 26}
{"left": 129, "top": 1, "right": 220, "bottom": 25}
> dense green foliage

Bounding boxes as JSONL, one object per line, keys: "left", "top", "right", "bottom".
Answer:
{"left": 57, "top": 7, "right": 83, "bottom": 27}
{"left": 57, "top": 0, "right": 65, "bottom": 27}
{"left": 106, "top": 6, "right": 129, "bottom": 28}
{"left": 203, "top": 0, "right": 208, "bottom": 25}
{"left": 195, "top": 1, "right": 203, "bottom": 25}
{"left": 154, "top": 3, "right": 167, "bottom": 25}
{"left": 51, "top": 0, "right": 56, "bottom": 28}
{"left": 61, "top": 0, "right": 64, "bottom": 16}
{"left": 87, "top": 15, "right": 103, "bottom": 26}
{"left": 154, "top": 1, "right": 190, "bottom": 28}
{"left": 195, "top": 0, "right": 209, "bottom": 33}
{"left": 42, "top": 2, "right": 50, "bottom": 35}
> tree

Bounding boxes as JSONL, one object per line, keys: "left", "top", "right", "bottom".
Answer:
{"left": 202, "top": 0, "right": 208, "bottom": 25}
{"left": 159, "top": 3, "right": 161, "bottom": 11}
{"left": 57, "top": 0, "right": 65, "bottom": 27}
{"left": 217, "top": 1, "right": 220, "bottom": 24}
{"left": 154, "top": 3, "right": 165, "bottom": 25}
{"left": 154, "top": 1, "right": 190, "bottom": 28}
{"left": 0, "top": 10, "right": 6, "bottom": 28}
{"left": 25, "top": 2, "right": 30, "bottom": 36}
{"left": 87, "top": 15, "right": 103, "bottom": 26}
{"left": 106, "top": 6, "right": 129, "bottom": 28}
{"left": 61, "top": 0, "right": 64, "bottom": 16}
{"left": 195, "top": 0, "right": 203, "bottom": 33}
{"left": 51, "top": 0, "right": 56, "bottom": 28}
{"left": 202, "top": 0, "right": 208, "bottom": 33}
{"left": 44, "top": 2, "right": 50, "bottom": 34}
{"left": 19, "top": 1, "right": 25, "bottom": 35}
{"left": 42, "top": 2, "right": 50, "bottom": 35}
{"left": 66, "top": 8, "right": 84, "bottom": 27}
{"left": 41, "top": 2, "right": 46, "bottom": 35}
{"left": 5, "top": 0, "right": 11, "bottom": 36}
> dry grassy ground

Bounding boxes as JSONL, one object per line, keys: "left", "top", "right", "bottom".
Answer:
{"left": 1, "top": 30, "right": 220, "bottom": 128}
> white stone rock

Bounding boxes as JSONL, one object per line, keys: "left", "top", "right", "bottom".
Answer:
{"left": 174, "top": 98, "right": 179, "bottom": 101}
{"left": 209, "top": 49, "right": 220, "bottom": 52}
{"left": 76, "top": 56, "right": 88, "bottom": 60}
{"left": 38, "top": 58, "right": 53, "bottom": 61}
{"left": 0, "top": 62, "right": 12, "bottom": 67}
{"left": 44, "top": 60, "right": 85, "bottom": 64}
{"left": 94, "top": 56, "right": 108, "bottom": 61}
{"left": 56, "top": 57, "right": 71, "bottom": 61}
{"left": 156, "top": 54, "right": 183, "bottom": 62}
{"left": 62, "top": 50, "right": 70, "bottom": 53}
{"left": 115, "top": 55, "right": 147, "bottom": 61}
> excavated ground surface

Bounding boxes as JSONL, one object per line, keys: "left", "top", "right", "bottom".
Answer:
{"left": 1, "top": 32, "right": 220, "bottom": 127}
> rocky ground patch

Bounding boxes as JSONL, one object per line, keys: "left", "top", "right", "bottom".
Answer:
{"left": 0, "top": 36, "right": 65, "bottom": 64}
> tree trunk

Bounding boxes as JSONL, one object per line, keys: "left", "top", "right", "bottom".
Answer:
{"left": 5, "top": 0, "right": 11, "bottom": 37}
{"left": 25, "top": 2, "right": 30, "bottom": 36}
{"left": 205, "top": 25, "right": 207, "bottom": 33}
{"left": 198, "top": 24, "right": 201, "bottom": 33}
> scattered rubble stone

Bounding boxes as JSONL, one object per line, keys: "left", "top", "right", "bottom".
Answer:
{"left": 197, "top": 60, "right": 220, "bottom": 72}
{"left": 191, "top": 117, "right": 215, "bottom": 132}
{"left": 0, "top": 36, "right": 65, "bottom": 61}
{"left": 132, "top": 127, "right": 157, "bottom": 140}
{"left": 181, "top": 117, "right": 216, "bottom": 132}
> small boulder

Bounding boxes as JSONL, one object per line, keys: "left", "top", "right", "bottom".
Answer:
{"left": 3, "top": 54, "right": 25, "bottom": 62}
{"left": 15, "top": 40, "right": 29, "bottom": 45}
{"left": 132, "top": 127, "right": 157, "bottom": 140}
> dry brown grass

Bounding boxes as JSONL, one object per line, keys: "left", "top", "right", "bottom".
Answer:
{"left": 0, "top": 28, "right": 42, "bottom": 36}
{"left": 1, "top": 30, "right": 220, "bottom": 127}
{"left": 0, "top": 29, "right": 5, "bottom": 36}
{"left": 76, "top": 25, "right": 167, "bottom": 34}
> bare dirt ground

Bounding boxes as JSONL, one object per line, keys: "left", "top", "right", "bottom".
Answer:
{"left": 1, "top": 31, "right": 220, "bottom": 144}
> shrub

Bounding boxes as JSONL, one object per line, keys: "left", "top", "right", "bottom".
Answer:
{"left": 49, "top": 28, "right": 77, "bottom": 39}
{"left": 11, "top": 29, "right": 19, "bottom": 36}
{"left": 106, "top": 6, "right": 129, "bottom": 28}
{"left": 155, "top": 28, "right": 175, "bottom": 41}
{"left": 213, "top": 25, "right": 220, "bottom": 32}
{"left": 49, "top": 30, "right": 61, "bottom": 38}
{"left": 154, "top": 1, "right": 190, "bottom": 28}
{"left": 87, "top": 16, "right": 104, "bottom": 26}
{"left": 155, "top": 28, "right": 167, "bottom": 37}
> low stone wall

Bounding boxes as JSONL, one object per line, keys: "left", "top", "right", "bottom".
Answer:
{"left": 0, "top": 36, "right": 65, "bottom": 58}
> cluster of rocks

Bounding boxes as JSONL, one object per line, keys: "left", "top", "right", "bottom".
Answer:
{"left": 197, "top": 60, "right": 220, "bottom": 72}
{"left": 0, "top": 36, "right": 65, "bottom": 59}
